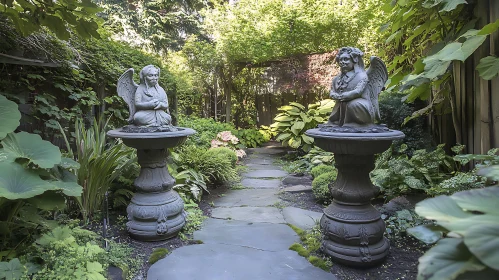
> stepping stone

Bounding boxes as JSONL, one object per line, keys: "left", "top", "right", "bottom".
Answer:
{"left": 241, "top": 178, "right": 281, "bottom": 189}
{"left": 282, "top": 175, "right": 313, "bottom": 186}
{"left": 147, "top": 243, "right": 336, "bottom": 280}
{"left": 248, "top": 147, "right": 287, "bottom": 155}
{"left": 211, "top": 207, "right": 285, "bottom": 224}
{"left": 246, "top": 163, "right": 280, "bottom": 170}
{"left": 194, "top": 218, "right": 298, "bottom": 251}
{"left": 245, "top": 157, "right": 275, "bottom": 165}
{"left": 282, "top": 207, "right": 323, "bottom": 230}
{"left": 242, "top": 169, "right": 288, "bottom": 178}
{"left": 282, "top": 184, "right": 312, "bottom": 193}
{"left": 213, "top": 189, "right": 280, "bottom": 207}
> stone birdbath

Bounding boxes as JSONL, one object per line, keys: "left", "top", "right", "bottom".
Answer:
{"left": 305, "top": 47, "right": 404, "bottom": 266}
{"left": 107, "top": 65, "right": 195, "bottom": 241}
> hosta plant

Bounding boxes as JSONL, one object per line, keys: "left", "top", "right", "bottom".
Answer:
{"left": 407, "top": 167, "right": 499, "bottom": 280}
{"left": 234, "top": 128, "right": 267, "bottom": 148}
{"left": 270, "top": 100, "right": 335, "bottom": 152}
{"left": 0, "top": 96, "right": 83, "bottom": 258}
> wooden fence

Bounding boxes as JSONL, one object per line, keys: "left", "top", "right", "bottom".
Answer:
{"left": 440, "top": 0, "right": 499, "bottom": 154}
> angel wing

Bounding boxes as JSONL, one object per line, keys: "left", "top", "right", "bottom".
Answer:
{"left": 366, "top": 57, "right": 388, "bottom": 122}
{"left": 117, "top": 68, "right": 139, "bottom": 123}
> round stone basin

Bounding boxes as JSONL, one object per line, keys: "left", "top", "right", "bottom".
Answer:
{"left": 305, "top": 128, "right": 405, "bottom": 155}
{"left": 107, "top": 127, "right": 196, "bottom": 150}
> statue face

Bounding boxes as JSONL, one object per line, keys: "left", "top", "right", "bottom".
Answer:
{"left": 145, "top": 69, "right": 159, "bottom": 86}
{"left": 338, "top": 53, "right": 354, "bottom": 72}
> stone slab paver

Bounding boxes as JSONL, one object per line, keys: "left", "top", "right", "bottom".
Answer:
{"left": 282, "top": 175, "right": 313, "bottom": 186}
{"left": 282, "top": 184, "right": 312, "bottom": 193}
{"left": 248, "top": 147, "right": 287, "bottom": 155}
{"left": 213, "top": 189, "right": 280, "bottom": 207}
{"left": 246, "top": 163, "right": 280, "bottom": 170}
{"left": 245, "top": 157, "right": 274, "bottom": 165}
{"left": 147, "top": 243, "right": 335, "bottom": 280}
{"left": 241, "top": 178, "right": 281, "bottom": 189}
{"left": 242, "top": 169, "right": 289, "bottom": 178}
{"left": 282, "top": 207, "right": 323, "bottom": 230}
{"left": 194, "top": 218, "right": 298, "bottom": 251}
{"left": 211, "top": 207, "right": 285, "bottom": 224}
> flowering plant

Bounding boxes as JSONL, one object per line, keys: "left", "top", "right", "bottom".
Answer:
{"left": 211, "top": 131, "right": 246, "bottom": 159}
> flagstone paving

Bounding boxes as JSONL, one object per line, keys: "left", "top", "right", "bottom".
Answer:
{"left": 147, "top": 143, "right": 335, "bottom": 280}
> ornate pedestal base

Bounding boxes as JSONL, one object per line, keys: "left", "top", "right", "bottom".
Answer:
{"left": 107, "top": 128, "right": 195, "bottom": 241}
{"left": 306, "top": 129, "right": 404, "bottom": 267}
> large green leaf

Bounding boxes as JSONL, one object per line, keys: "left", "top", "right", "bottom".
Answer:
{"left": 2, "top": 132, "right": 61, "bottom": 168}
{"left": 477, "top": 165, "right": 499, "bottom": 181}
{"left": 0, "top": 162, "right": 58, "bottom": 200}
{"left": 417, "top": 238, "right": 484, "bottom": 280}
{"left": 476, "top": 56, "right": 499, "bottom": 80}
{"left": 274, "top": 115, "right": 295, "bottom": 122}
{"left": 415, "top": 195, "right": 473, "bottom": 223}
{"left": 291, "top": 121, "right": 305, "bottom": 135}
{"left": 0, "top": 95, "right": 20, "bottom": 140}
{"left": 451, "top": 187, "right": 499, "bottom": 215}
{"left": 464, "top": 224, "right": 499, "bottom": 270}
{"left": 52, "top": 180, "right": 83, "bottom": 197}
{"left": 407, "top": 224, "right": 444, "bottom": 244}
{"left": 27, "top": 191, "right": 67, "bottom": 211}
{"left": 0, "top": 258, "right": 25, "bottom": 280}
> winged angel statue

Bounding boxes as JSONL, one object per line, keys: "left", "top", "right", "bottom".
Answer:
{"left": 323, "top": 47, "right": 388, "bottom": 132}
{"left": 117, "top": 65, "right": 175, "bottom": 132}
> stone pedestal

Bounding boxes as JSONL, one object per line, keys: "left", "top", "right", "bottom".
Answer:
{"left": 305, "top": 129, "right": 404, "bottom": 267}
{"left": 107, "top": 128, "right": 195, "bottom": 241}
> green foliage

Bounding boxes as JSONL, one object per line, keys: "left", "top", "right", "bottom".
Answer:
{"left": 180, "top": 205, "right": 206, "bottom": 239}
{"left": 378, "top": 93, "right": 432, "bottom": 153}
{"left": 148, "top": 248, "right": 169, "bottom": 265}
{"left": 427, "top": 172, "right": 486, "bottom": 196}
{"left": 0, "top": 98, "right": 82, "bottom": 257}
{"left": 27, "top": 226, "right": 107, "bottom": 279}
{"left": 0, "top": 0, "right": 102, "bottom": 40}
{"left": 271, "top": 100, "right": 335, "bottom": 151}
{"left": 178, "top": 116, "right": 236, "bottom": 148}
{"left": 0, "top": 258, "right": 24, "bottom": 280}
{"left": 312, "top": 172, "right": 336, "bottom": 203}
{"left": 59, "top": 119, "right": 135, "bottom": 223}
{"left": 258, "top": 126, "right": 275, "bottom": 142}
{"left": 234, "top": 129, "right": 267, "bottom": 148}
{"left": 0, "top": 95, "right": 20, "bottom": 140}
{"left": 174, "top": 145, "right": 238, "bottom": 186}
{"left": 371, "top": 144, "right": 455, "bottom": 199}
{"left": 310, "top": 164, "right": 336, "bottom": 179}
{"left": 383, "top": 209, "right": 426, "bottom": 240}
{"left": 287, "top": 224, "right": 331, "bottom": 271}
{"left": 382, "top": 0, "right": 499, "bottom": 135}
{"left": 408, "top": 181, "right": 499, "bottom": 280}
{"left": 301, "top": 147, "right": 334, "bottom": 167}
{"left": 203, "top": 0, "right": 383, "bottom": 63}
{"left": 206, "top": 148, "right": 238, "bottom": 168}
{"left": 289, "top": 243, "right": 309, "bottom": 258}
{"left": 173, "top": 169, "right": 208, "bottom": 203}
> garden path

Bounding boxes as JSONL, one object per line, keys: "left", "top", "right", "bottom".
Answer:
{"left": 147, "top": 143, "right": 333, "bottom": 280}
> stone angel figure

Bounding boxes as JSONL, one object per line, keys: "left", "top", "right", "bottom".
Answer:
{"left": 328, "top": 47, "right": 388, "bottom": 127}
{"left": 117, "top": 65, "right": 173, "bottom": 131}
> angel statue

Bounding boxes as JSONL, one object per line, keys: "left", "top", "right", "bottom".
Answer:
{"left": 117, "top": 65, "right": 175, "bottom": 132}
{"left": 326, "top": 47, "right": 388, "bottom": 130}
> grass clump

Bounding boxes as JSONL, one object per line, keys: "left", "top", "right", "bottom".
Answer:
{"left": 148, "top": 248, "right": 170, "bottom": 264}
{"left": 289, "top": 243, "right": 310, "bottom": 257}
{"left": 308, "top": 255, "right": 331, "bottom": 271}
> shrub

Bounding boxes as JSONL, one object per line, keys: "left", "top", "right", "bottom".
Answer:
{"left": 310, "top": 164, "right": 336, "bottom": 179}
{"left": 175, "top": 145, "right": 238, "bottom": 186}
{"left": 378, "top": 93, "right": 432, "bottom": 153}
{"left": 426, "top": 172, "right": 486, "bottom": 196}
{"left": 234, "top": 128, "right": 267, "bottom": 148}
{"left": 312, "top": 171, "right": 337, "bottom": 203}
{"left": 178, "top": 116, "right": 236, "bottom": 148}
{"left": 210, "top": 131, "right": 246, "bottom": 159}
{"left": 271, "top": 100, "right": 335, "bottom": 152}
{"left": 206, "top": 147, "right": 238, "bottom": 168}
{"left": 371, "top": 144, "right": 455, "bottom": 199}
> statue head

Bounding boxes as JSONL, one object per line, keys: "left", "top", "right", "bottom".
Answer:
{"left": 335, "top": 47, "right": 364, "bottom": 73}
{"left": 139, "top": 65, "right": 160, "bottom": 87}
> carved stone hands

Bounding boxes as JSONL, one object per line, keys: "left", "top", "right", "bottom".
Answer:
{"left": 330, "top": 90, "right": 355, "bottom": 102}
{"left": 154, "top": 101, "right": 168, "bottom": 110}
